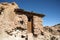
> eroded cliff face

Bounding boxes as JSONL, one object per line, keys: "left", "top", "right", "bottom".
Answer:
{"left": 0, "top": 2, "right": 60, "bottom": 40}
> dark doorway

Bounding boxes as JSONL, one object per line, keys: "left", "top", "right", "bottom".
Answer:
{"left": 27, "top": 16, "right": 33, "bottom": 33}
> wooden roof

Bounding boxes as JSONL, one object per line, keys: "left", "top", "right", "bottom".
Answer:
{"left": 14, "top": 9, "right": 45, "bottom": 17}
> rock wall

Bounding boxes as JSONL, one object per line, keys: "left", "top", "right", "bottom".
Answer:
{"left": 0, "top": 2, "right": 60, "bottom": 40}
{"left": 0, "top": 2, "right": 28, "bottom": 40}
{"left": 33, "top": 16, "right": 43, "bottom": 36}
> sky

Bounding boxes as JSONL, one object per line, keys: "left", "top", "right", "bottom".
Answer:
{"left": 0, "top": 0, "right": 60, "bottom": 26}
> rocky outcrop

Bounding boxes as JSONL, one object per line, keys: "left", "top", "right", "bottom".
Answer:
{"left": 44, "top": 24, "right": 60, "bottom": 35}
{"left": 33, "top": 24, "right": 60, "bottom": 40}
{"left": 43, "top": 24, "right": 60, "bottom": 40}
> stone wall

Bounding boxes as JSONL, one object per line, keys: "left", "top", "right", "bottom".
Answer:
{"left": 0, "top": 2, "right": 44, "bottom": 40}
{"left": 33, "top": 16, "right": 43, "bottom": 36}
{"left": 0, "top": 2, "right": 28, "bottom": 40}
{"left": 0, "top": 2, "right": 60, "bottom": 40}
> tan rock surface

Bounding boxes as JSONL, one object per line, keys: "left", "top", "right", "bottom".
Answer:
{"left": 0, "top": 2, "right": 28, "bottom": 40}
{"left": 0, "top": 2, "right": 60, "bottom": 40}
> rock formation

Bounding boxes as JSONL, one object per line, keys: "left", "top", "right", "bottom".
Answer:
{"left": 43, "top": 24, "right": 60, "bottom": 40}
{"left": 0, "top": 2, "right": 60, "bottom": 40}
